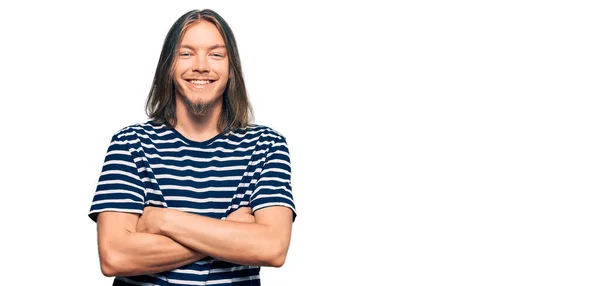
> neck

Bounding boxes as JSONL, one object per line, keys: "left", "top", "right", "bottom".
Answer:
{"left": 173, "top": 96, "right": 223, "bottom": 142}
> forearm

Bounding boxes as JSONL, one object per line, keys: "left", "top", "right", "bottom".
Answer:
{"left": 101, "top": 231, "right": 207, "bottom": 277}
{"left": 159, "top": 210, "right": 284, "bottom": 267}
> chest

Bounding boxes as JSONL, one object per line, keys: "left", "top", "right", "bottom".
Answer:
{"left": 143, "top": 149, "right": 259, "bottom": 218}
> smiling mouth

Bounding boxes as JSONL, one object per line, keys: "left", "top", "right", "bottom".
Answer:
{"left": 186, "top": 79, "right": 215, "bottom": 88}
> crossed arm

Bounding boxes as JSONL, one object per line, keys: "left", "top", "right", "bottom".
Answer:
{"left": 97, "top": 206, "right": 293, "bottom": 277}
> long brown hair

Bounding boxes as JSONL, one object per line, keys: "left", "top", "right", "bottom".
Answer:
{"left": 145, "top": 9, "right": 253, "bottom": 132}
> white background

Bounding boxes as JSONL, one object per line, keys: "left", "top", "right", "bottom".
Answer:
{"left": 1, "top": 0, "right": 599, "bottom": 285}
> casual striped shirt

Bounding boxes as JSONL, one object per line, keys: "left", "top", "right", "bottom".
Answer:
{"left": 89, "top": 121, "right": 296, "bottom": 285}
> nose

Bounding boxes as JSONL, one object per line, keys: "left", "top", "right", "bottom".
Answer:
{"left": 192, "top": 55, "right": 209, "bottom": 73}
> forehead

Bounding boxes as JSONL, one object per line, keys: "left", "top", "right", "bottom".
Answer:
{"left": 180, "top": 21, "right": 226, "bottom": 48}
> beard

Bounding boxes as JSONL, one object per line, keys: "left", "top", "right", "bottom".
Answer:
{"left": 181, "top": 93, "right": 216, "bottom": 116}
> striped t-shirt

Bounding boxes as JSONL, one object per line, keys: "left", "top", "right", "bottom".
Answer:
{"left": 89, "top": 120, "right": 296, "bottom": 286}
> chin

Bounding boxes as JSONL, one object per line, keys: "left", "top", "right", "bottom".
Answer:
{"left": 181, "top": 93, "right": 222, "bottom": 115}
{"left": 187, "top": 93, "right": 220, "bottom": 105}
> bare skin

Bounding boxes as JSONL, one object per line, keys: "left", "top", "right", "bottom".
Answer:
{"left": 97, "top": 207, "right": 255, "bottom": 277}
{"left": 136, "top": 206, "right": 293, "bottom": 267}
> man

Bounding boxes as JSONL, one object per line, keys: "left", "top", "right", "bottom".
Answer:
{"left": 88, "top": 9, "right": 296, "bottom": 285}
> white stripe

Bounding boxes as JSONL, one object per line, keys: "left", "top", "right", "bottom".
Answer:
{"left": 272, "top": 149, "right": 289, "bottom": 155}
{"left": 253, "top": 193, "right": 291, "bottom": 200}
{"left": 170, "top": 265, "right": 258, "bottom": 277}
{"left": 236, "top": 182, "right": 252, "bottom": 188}
{"left": 155, "top": 174, "right": 242, "bottom": 183}
{"left": 91, "top": 198, "right": 140, "bottom": 206}
{"left": 111, "top": 139, "right": 141, "bottom": 146}
{"left": 171, "top": 269, "right": 209, "bottom": 275}
{"left": 272, "top": 141, "right": 288, "bottom": 148}
{"left": 141, "top": 177, "right": 159, "bottom": 184}
{"left": 257, "top": 177, "right": 291, "bottom": 184}
{"left": 145, "top": 200, "right": 168, "bottom": 207}
{"left": 252, "top": 202, "right": 295, "bottom": 213}
{"left": 161, "top": 185, "right": 237, "bottom": 193}
{"left": 153, "top": 138, "right": 188, "bottom": 144}
{"left": 98, "top": 179, "right": 145, "bottom": 192}
{"left": 212, "top": 136, "right": 261, "bottom": 146}
{"left": 101, "top": 170, "right": 140, "bottom": 181}
{"left": 103, "top": 159, "right": 137, "bottom": 168}
{"left": 164, "top": 196, "right": 231, "bottom": 204}
{"left": 145, "top": 153, "right": 253, "bottom": 163}
{"left": 209, "top": 265, "right": 259, "bottom": 273}
{"left": 251, "top": 185, "right": 292, "bottom": 197}
{"left": 146, "top": 163, "right": 248, "bottom": 173}
{"left": 142, "top": 161, "right": 259, "bottom": 178}
{"left": 140, "top": 122, "right": 171, "bottom": 130}
{"left": 94, "top": 189, "right": 144, "bottom": 201}
{"left": 255, "top": 140, "right": 275, "bottom": 147}
{"left": 213, "top": 138, "right": 279, "bottom": 147}
{"left": 248, "top": 157, "right": 266, "bottom": 166}
{"left": 118, "top": 130, "right": 187, "bottom": 145}
{"left": 121, "top": 126, "right": 173, "bottom": 137}
{"left": 264, "top": 158, "right": 290, "bottom": 167}
{"left": 171, "top": 207, "right": 227, "bottom": 214}
{"left": 226, "top": 128, "right": 268, "bottom": 138}
{"left": 162, "top": 278, "right": 206, "bottom": 285}
{"left": 106, "top": 150, "right": 130, "bottom": 156}
{"left": 117, "top": 130, "right": 139, "bottom": 138}
{"left": 137, "top": 166, "right": 153, "bottom": 175}
{"left": 261, "top": 168, "right": 291, "bottom": 176}
{"left": 118, "top": 130, "right": 147, "bottom": 139}
{"left": 89, "top": 208, "right": 142, "bottom": 215}
{"left": 261, "top": 133, "right": 282, "bottom": 139}
{"left": 146, "top": 189, "right": 165, "bottom": 196}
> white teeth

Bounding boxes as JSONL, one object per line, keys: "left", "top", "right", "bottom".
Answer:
{"left": 190, "top": 80, "right": 210, "bottom": 85}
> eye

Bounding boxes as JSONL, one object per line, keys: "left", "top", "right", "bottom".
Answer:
{"left": 211, "top": 53, "right": 225, "bottom": 58}
{"left": 179, "top": 52, "right": 192, "bottom": 57}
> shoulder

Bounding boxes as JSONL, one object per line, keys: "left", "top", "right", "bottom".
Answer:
{"left": 110, "top": 120, "right": 169, "bottom": 141}
{"left": 228, "top": 124, "right": 287, "bottom": 142}
{"left": 229, "top": 124, "right": 290, "bottom": 158}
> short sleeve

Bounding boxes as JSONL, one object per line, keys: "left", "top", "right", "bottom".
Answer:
{"left": 88, "top": 131, "right": 146, "bottom": 222}
{"left": 250, "top": 135, "right": 297, "bottom": 221}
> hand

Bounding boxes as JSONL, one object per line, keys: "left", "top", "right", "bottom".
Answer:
{"left": 226, "top": 207, "right": 255, "bottom": 223}
{"left": 136, "top": 206, "right": 168, "bottom": 234}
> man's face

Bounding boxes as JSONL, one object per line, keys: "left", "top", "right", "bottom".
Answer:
{"left": 173, "top": 21, "right": 229, "bottom": 115}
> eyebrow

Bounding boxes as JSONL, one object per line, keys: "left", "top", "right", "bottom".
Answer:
{"left": 180, "top": 44, "right": 226, "bottom": 50}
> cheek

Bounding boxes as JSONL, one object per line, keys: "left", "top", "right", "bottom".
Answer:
{"left": 173, "top": 63, "right": 185, "bottom": 75}
{"left": 214, "top": 62, "right": 229, "bottom": 77}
